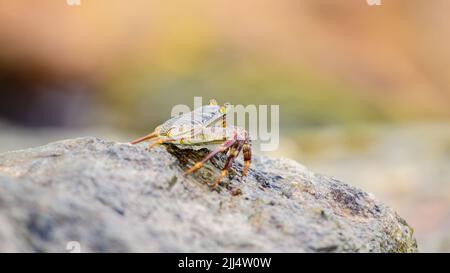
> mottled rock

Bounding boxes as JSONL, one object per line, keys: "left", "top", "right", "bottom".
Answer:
{"left": 0, "top": 137, "right": 417, "bottom": 252}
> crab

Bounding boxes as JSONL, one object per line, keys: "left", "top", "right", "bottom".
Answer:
{"left": 130, "top": 99, "right": 252, "bottom": 189}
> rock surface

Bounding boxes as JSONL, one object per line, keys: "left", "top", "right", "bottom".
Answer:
{"left": 0, "top": 137, "right": 417, "bottom": 252}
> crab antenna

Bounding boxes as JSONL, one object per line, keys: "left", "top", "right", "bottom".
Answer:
{"left": 130, "top": 132, "right": 158, "bottom": 145}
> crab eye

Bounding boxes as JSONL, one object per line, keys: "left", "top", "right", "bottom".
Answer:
{"left": 219, "top": 102, "right": 230, "bottom": 114}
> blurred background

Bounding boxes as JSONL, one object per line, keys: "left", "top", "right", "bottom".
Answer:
{"left": 0, "top": 0, "right": 449, "bottom": 252}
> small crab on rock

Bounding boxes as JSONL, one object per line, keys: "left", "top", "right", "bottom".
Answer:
{"left": 130, "top": 99, "right": 252, "bottom": 189}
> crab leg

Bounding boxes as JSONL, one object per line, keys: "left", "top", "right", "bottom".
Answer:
{"left": 211, "top": 140, "right": 244, "bottom": 189}
{"left": 130, "top": 131, "right": 158, "bottom": 145}
{"left": 184, "top": 136, "right": 237, "bottom": 175}
{"left": 242, "top": 140, "right": 252, "bottom": 177}
{"left": 146, "top": 138, "right": 176, "bottom": 150}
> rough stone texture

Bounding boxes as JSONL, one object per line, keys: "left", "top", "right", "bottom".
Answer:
{"left": 0, "top": 137, "right": 417, "bottom": 252}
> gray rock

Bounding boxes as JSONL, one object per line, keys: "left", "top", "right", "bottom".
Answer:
{"left": 0, "top": 137, "right": 417, "bottom": 252}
